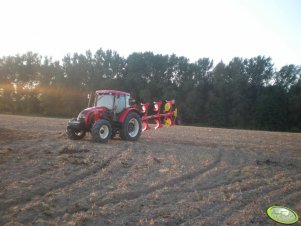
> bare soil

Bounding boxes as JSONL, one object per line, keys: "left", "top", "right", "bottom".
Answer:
{"left": 0, "top": 114, "right": 300, "bottom": 226}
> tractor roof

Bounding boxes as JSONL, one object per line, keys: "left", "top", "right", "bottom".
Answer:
{"left": 95, "top": 90, "right": 130, "bottom": 95}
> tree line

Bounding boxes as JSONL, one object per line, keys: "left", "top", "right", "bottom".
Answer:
{"left": 0, "top": 49, "right": 300, "bottom": 131}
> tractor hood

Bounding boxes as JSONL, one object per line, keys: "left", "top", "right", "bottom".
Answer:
{"left": 77, "top": 106, "right": 107, "bottom": 119}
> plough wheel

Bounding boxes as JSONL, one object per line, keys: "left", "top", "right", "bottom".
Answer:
{"left": 164, "top": 102, "right": 171, "bottom": 112}
{"left": 164, "top": 118, "right": 172, "bottom": 127}
{"left": 173, "top": 108, "right": 177, "bottom": 118}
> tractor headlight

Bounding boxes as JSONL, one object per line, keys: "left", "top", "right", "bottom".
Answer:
{"left": 142, "top": 105, "right": 146, "bottom": 113}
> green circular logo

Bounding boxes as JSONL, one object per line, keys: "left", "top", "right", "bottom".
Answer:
{"left": 267, "top": 206, "right": 299, "bottom": 224}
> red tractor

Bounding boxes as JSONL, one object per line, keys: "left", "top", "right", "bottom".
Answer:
{"left": 66, "top": 90, "right": 178, "bottom": 143}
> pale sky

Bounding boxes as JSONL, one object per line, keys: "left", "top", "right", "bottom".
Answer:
{"left": 1, "top": 0, "right": 300, "bottom": 69}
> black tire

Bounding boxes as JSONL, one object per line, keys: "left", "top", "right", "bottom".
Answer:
{"left": 111, "top": 131, "right": 117, "bottom": 139}
{"left": 66, "top": 128, "right": 86, "bottom": 140}
{"left": 119, "top": 129, "right": 125, "bottom": 140}
{"left": 91, "top": 119, "right": 112, "bottom": 143}
{"left": 120, "top": 112, "right": 142, "bottom": 141}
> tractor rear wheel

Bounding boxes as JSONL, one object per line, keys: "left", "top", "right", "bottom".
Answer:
{"left": 66, "top": 128, "right": 86, "bottom": 140}
{"left": 120, "top": 112, "right": 142, "bottom": 141}
{"left": 91, "top": 119, "right": 112, "bottom": 143}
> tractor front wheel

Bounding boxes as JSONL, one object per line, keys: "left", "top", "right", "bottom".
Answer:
{"left": 91, "top": 119, "right": 112, "bottom": 143}
{"left": 120, "top": 112, "right": 142, "bottom": 141}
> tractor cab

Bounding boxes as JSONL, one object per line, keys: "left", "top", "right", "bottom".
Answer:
{"left": 94, "top": 90, "right": 131, "bottom": 120}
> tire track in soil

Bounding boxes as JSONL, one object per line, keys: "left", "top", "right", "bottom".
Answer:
{"left": 3, "top": 141, "right": 159, "bottom": 225}
{"left": 2, "top": 147, "right": 139, "bottom": 225}
{"left": 58, "top": 145, "right": 258, "bottom": 224}
{"left": 1, "top": 139, "right": 166, "bottom": 224}
{"left": 0, "top": 142, "right": 70, "bottom": 190}
{"left": 150, "top": 172, "right": 281, "bottom": 224}
{"left": 30, "top": 147, "right": 222, "bottom": 222}
{"left": 100, "top": 149, "right": 221, "bottom": 202}
{"left": 220, "top": 183, "right": 301, "bottom": 226}
{"left": 218, "top": 174, "right": 301, "bottom": 226}
{"left": 159, "top": 148, "right": 259, "bottom": 196}
{"left": 11, "top": 145, "right": 221, "bottom": 222}
{"left": 180, "top": 173, "right": 301, "bottom": 226}
{"left": 273, "top": 190, "right": 301, "bottom": 209}
{"left": 162, "top": 175, "right": 249, "bottom": 197}
{"left": 165, "top": 169, "right": 300, "bottom": 196}
{"left": 79, "top": 149, "right": 222, "bottom": 225}
{"left": 26, "top": 142, "right": 140, "bottom": 219}
{"left": 0, "top": 143, "right": 132, "bottom": 217}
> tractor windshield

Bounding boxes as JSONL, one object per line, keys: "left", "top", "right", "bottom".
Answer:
{"left": 95, "top": 94, "right": 114, "bottom": 109}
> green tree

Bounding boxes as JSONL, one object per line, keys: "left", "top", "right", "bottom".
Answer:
{"left": 255, "top": 86, "right": 288, "bottom": 131}
{"left": 226, "top": 57, "right": 250, "bottom": 127}
{"left": 288, "top": 79, "right": 301, "bottom": 131}
{"left": 274, "top": 64, "right": 301, "bottom": 91}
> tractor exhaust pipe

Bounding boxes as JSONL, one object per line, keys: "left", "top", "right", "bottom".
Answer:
{"left": 87, "top": 92, "right": 92, "bottom": 107}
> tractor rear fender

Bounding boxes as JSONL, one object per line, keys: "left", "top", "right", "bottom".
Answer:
{"left": 118, "top": 108, "right": 142, "bottom": 123}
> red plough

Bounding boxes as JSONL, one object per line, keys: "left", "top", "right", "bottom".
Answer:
{"left": 140, "top": 100, "right": 177, "bottom": 131}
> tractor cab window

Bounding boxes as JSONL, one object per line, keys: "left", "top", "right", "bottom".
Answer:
{"left": 96, "top": 94, "right": 114, "bottom": 109}
{"left": 114, "top": 95, "right": 126, "bottom": 113}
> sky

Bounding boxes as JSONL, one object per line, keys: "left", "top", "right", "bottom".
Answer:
{"left": 1, "top": 0, "right": 300, "bottom": 69}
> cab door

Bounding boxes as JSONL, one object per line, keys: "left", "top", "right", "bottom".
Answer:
{"left": 113, "top": 95, "right": 126, "bottom": 121}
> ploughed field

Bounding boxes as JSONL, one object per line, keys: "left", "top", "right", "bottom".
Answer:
{"left": 0, "top": 114, "right": 300, "bottom": 226}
